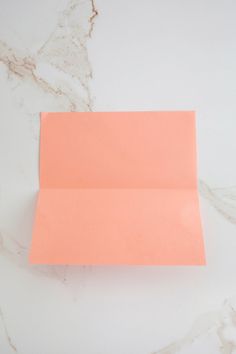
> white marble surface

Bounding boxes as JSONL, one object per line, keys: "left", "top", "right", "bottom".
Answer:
{"left": 0, "top": 0, "right": 236, "bottom": 353}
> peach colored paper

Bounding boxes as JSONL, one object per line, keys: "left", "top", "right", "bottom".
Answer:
{"left": 30, "top": 112, "right": 205, "bottom": 265}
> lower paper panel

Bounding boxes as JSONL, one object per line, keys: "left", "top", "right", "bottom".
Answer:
{"left": 30, "top": 188, "right": 205, "bottom": 265}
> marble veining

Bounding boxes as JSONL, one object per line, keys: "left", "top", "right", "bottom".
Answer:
{"left": 0, "top": 307, "right": 17, "bottom": 353}
{"left": 153, "top": 298, "right": 236, "bottom": 354}
{"left": 199, "top": 181, "right": 236, "bottom": 224}
{"left": 0, "top": 0, "right": 97, "bottom": 113}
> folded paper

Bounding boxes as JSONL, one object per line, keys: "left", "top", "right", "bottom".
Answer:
{"left": 30, "top": 111, "right": 205, "bottom": 265}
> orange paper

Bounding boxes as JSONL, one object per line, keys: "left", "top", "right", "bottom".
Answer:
{"left": 30, "top": 112, "right": 205, "bottom": 265}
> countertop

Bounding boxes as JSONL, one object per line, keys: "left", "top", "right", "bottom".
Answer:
{"left": 1, "top": 0, "right": 236, "bottom": 353}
